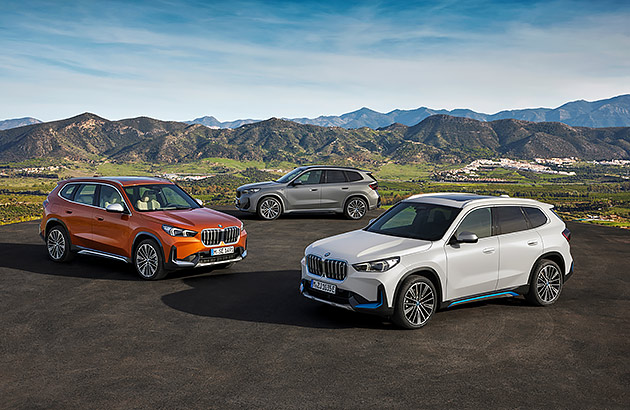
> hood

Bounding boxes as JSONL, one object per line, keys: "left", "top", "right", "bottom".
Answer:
{"left": 306, "top": 229, "right": 432, "bottom": 263}
{"left": 237, "top": 181, "right": 279, "bottom": 191}
{"left": 144, "top": 207, "right": 241, "bottom": 230}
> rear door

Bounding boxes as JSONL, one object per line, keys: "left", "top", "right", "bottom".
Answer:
{"left": 320, "top": 169, "right": 349, "bottom": 210}
{"left": 284, "top": 170, "right": 323, "bottom": 210}
{"left": 495, "top": 206, "right": 543, "bottom": 289}
{"left": 63, "top": 183, "right": 97, "bottom": 247}
{"left": 445, "top": 207, "right": 499, "bottom": 300}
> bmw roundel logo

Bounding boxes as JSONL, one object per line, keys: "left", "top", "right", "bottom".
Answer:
{"left": 324, "top": 252, "right": 330, "bottom": 257}
{"left": 218, "top": 224, "right": 223, "bottom": 228}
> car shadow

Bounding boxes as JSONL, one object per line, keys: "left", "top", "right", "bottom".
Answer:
{"left": 0, "top": 242, "right": 219, "bottom": 281}
{"left": 215, "top": 207, "right": 369, "bottom": 221}
{"left": 161, "top": 269, "right": 395, "bottom": 329}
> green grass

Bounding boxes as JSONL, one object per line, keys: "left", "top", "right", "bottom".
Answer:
{"left": 1, "top": 159, "right": 629, "bottom": 228}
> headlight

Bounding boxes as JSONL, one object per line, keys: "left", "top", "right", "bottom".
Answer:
{"left": 242, "top": 188, "right": 261, "bottom": 194}
{"left": 353, "top": 257, "right": 400, "bottom": 272}
{"left": 162, "top": 224, "right": 198, "bottom": 237}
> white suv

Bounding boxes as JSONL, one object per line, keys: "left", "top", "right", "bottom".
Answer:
{"left": 300, "top": 193, "right": 573, "bottom": 329}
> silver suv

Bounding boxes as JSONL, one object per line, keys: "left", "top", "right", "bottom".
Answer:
{"left": 235, "top": 166, "right": 380, "bottom": 220}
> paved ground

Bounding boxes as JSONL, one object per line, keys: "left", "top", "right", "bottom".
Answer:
{"left": 1, "top": 208, "right": 628, "bottom": 409}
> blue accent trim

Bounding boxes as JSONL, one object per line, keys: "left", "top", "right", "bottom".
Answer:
{"left": 299, "top": 283, "right": 304, "bottom": 293}
{"left": 448, "top": 291, "right": 519, "bottom": 308}
{"left": 355, "top": 290, "right": 383, "bottom": 309}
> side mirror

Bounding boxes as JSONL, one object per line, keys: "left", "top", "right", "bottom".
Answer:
{"left": 195, "top": 198, "right": 204, "bottom": 206}
{"left": 454, "top": 231, "right": 478, "bottom": 244}
{"left": 291, "top": 180, "right": 303, "bottom": 186}
{"left": 106, "top": 203, "right": 125, "bottom": 213}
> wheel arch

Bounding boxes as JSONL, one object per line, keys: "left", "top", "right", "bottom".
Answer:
{"left": 343, "top": 194, "right": 369, "bottom": 210}
{"left": 256, "top": 194, "right": 285, "bottom": 213}
{"left": 45, "top": 218, "right": 70, "bottom": 237}
{"left": 132, "top": 231, "right": 166, "bottom": 263}
{"left": 393, "top": 267, "right": 444, "bottom": 309}
{"left": 528, "top": 251, "right": 566, "bottom": 286}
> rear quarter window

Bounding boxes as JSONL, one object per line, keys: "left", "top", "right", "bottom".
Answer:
{"left": 59, "top": 184, "right": 78, "bottom": 200}
{"left": 344, "top": 171, "right": 363, "bottom": 182}
{"left": 523, "top": 207, "right": 548, "bottom": 228}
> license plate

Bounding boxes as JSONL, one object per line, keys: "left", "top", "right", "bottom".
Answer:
{"left": 311, "top": 280, "right": 336, "bottom": 294}
{"left": 211, "top": 246, "right": 234, "bottom": 256}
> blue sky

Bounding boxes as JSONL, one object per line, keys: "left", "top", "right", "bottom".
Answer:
{"left": 1, "top": 0, "right": 629, "bottom": 122}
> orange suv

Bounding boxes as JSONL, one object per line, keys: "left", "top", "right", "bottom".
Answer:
{"left": 40, "top": 177, "right": 247, "bottom": 280}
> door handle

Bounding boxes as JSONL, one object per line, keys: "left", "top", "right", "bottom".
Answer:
{"left": 527, "top": 240, "right": 538, "bottom": 246}
{"left": 482, "top": 247, "right": 496, "bottom": 254}
{"left": 66, "top": 210, "right": 73, "bottom": 214}
{"left": 310, "top": 188, "right": 318, "bottom": 191}
{"left": 341, "top": 187, "right": 349, "bottom": 190}
{"left": 96, "top": 216, "right": 104, "bottom": 221}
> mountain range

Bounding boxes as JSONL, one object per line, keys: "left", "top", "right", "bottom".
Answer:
{"left": 0, "top": 117, "right": 42, "bottom": 131}
{"left": 1, "top": 113, "right": 628, "bottom": 165}
{"left": 188, "top": 94, "right": 630, "bottom": 129}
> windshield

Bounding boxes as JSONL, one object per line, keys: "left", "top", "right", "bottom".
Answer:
{"left": 366, "top": 202, "right": 461, "bottom": 241}
{"left": 124, "top": 184, "right": 200, "bottom": 212}
{"left": 276, "top": 167, "right": 305, "bottom": 183}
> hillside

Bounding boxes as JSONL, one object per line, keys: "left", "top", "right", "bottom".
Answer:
{"left": 188, "top": 94, "right": 630, "bottom": 129}
{"left": 1, "top": 113, "right": 629, "bottom": 164}
{"left": 0, "top": 117, "right": 42, "bottom": 131}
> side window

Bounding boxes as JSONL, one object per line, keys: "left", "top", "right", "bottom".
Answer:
{"left": 523, "top": 207, "right": 548, "bottom": 228}
{"left": 496, "top": 206, "right": 529, "bottom": 234}
{"left": 344, "top": 171, "right": 363, "bottom": 182}
{"left": 456, "top": 208, "right": 492, "bottom": 239}
{"left": 98, "top": 185, "right": 125, "bottom": 209}
{"left": 74, "top": 184, "right": 97, "bottom": 206}
{"left": 59, "top": 184, "right": 78, "bottom": 200}
{"left": 325, "top": 170, "right": 347, "bottom": 184}
{"left": 294, "top": 170, "right": 323, "bottom": 185}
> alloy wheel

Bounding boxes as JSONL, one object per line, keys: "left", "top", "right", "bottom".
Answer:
{"left": 403, "top": 282, "right": 435, "bottom": 326}
{"left": 47, "top": 229, "right": 65, "bottom": 260}
{"left": 347, "top": 198, "right": 366, "bottom": 219}
{"left": 136, "top": 243, "right": 158, "bottom": 278}
{"left": 536, "top": 264, "right": 562, "bottom": 303}
{"left": 259, "top": 198, "right": 281, "bottom": 220}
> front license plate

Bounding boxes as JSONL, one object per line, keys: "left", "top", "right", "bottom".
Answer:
{"left": 311, "top": 280, "right": 336, "bottom": 294}
{"left": 211, "top": 246, "right": 234, "bottom": 256}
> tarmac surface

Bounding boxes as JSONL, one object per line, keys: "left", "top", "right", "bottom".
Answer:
{"left": 1, "top": 207, "right": 628, "bottom": 409}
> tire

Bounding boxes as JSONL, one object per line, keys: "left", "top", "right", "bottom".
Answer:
{"left": 526, "top": 259, "right": 563, "bottom": 306}
{"left": 46, "top": 225, "right": 73, "bottom": 262}
{"left": 392, "top": 276, "right": 437, "bottom": 329}
{"left": 257, "top": 197, "right": 282, "bottom": 220}
{"left": 344, "top": 197, "right": 368, "bottom": 220}
{"left": 134, "top": 239, "right": 168, "bottom": 280}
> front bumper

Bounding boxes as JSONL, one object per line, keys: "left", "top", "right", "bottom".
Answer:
{"left": 235, "top": 196, "right": 252, "bottom": 211}
{"left": 299, "top": 258, "right": 394, "bottom": 317}
{"left": 167, "top": 245, "right": 247, "bottom": 269}
{"left": 300, "top": 279, "right": 393, "bottom": 317}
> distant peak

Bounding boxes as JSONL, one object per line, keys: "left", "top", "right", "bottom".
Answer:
{"left": 70, "top": 112, "right": 107, "bottom": 122}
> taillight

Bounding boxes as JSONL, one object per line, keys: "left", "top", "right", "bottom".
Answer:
{"left": 562, "top": 228, "right": 571, "bottom": 242}
{"left": 43, "top": 199, "right": 49, "bottom": 208}
{"left": 369, "top": 182, "right": 378, "bottom": 190}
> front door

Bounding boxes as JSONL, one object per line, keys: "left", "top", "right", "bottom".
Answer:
{"left": 444, "top": 207, "right": 499, "bottom": 300}
{"left": 285, "top": 170, "right": 323, "bottom": 210}
{"left": 91, "top": 184, "right": 132, "bottom": 258}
